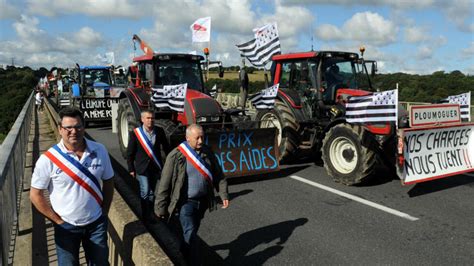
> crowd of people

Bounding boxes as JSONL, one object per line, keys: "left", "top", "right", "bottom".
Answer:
{"left": 31, "top": 106, "right": 228, "bottom": 265}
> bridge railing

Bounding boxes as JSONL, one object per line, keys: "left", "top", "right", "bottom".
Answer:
{"left": 0, "top": 92, "right": 34, "bottom": 265}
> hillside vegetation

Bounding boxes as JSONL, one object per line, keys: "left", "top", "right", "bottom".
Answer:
{"left": 0, "top": 66, "right": 48, "bottom": 143}
{"left": 0, "top": 67, "right": 472, "bottom": 143}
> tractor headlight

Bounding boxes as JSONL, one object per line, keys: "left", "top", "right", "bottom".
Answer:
{"left": 196, "top": 117, "right": 207, "bottom": 123}
{"left": 210, "top": 116, "right": 220, "bottom": 122}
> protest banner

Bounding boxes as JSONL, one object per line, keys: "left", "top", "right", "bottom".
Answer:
{"left": 398, "top": 123, "right": 474, "bottom": 184}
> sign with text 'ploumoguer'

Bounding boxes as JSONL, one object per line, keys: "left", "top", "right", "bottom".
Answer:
{"left": 170, "top": 128, "right": 279, "bottom": 178}
{"left": 399, "top": 123, "right": 474, "bottom": 184}
{"left": 409, "top": 104, "right": 460, "bottom": 127}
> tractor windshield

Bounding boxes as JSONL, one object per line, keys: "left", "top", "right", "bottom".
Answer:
{"left": 322, "top": 59, "right": 358, "bottom": 90}
{"left": 82, "top": 69, "right": 112, "bottom": 85}
{"left": 155, "top": 59, "right": 203, "bottom": 90}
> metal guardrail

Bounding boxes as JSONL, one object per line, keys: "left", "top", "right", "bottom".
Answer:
{"left": 0, "top": 92, "right": 34, "bottom": 265}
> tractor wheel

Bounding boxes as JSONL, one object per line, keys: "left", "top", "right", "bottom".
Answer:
{"left": 256, "top": 100, "right": 299, "bottom": 162}
{"left": 321, "top": 123, "right": 377, "bottom": 185}
{"left": 117, "top": 98, "right": 138, "bottom": 158}
{"left": 155, "top": 119, "right": 178, "bottom": 157}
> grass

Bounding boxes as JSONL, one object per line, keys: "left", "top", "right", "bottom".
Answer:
{"left": 208, "top": 70, "right": 268, "bottom": 82}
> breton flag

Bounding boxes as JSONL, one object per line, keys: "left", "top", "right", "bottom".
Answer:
{"left": 346, "top": 89, "right": 398, "bottom": 124}
{"left": 236, "top": 22, "right": 281, "bottom": 67}
{"left": 151, "top": 84, "right": 187, "bottom": 112}
{"left": 209, "top": 84, "right": 217, "bottom": 98}
{"left": 444, "top": 91, "right": 471, "bottom": 121}
{"left": 190, "top": 17, "right": 211, "bottom": 43}
{"left": 249, "top": 83, "right": 279, "bottom": 109}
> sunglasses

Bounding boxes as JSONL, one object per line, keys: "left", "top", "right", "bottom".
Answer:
{"left": 60, "top": 124, "right": 84, "bottom": 132}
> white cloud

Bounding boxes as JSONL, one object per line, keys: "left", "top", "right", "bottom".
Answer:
{"left": 461, "top": 42, "right": 474, "bottom": 57}
{"left": 74, "top": 27, "right": 103, "bottom": 46}
{"left": 404, "top": 26, "right": 430, "bottom": 43}
{"left": 130, "top": 0, "right": 312, "bottom": 66}
{"left": 315, "top": 12, "right": 398, "bottom": 46}
{"left": 0, "top": 0, "right": 20, "bottom": 19}
{"left": 439, "top": 0, "right": 474, "bottom": 33}
{"left": 0, "top": 15, "right": 106, "bottom": 68}
{"left": 416, "top": 45, "right": 433, "bottom": 60}
{"left": 284, "top": 0, "right": 473, "bottom": 33}
{"left": 282, "top": 0, "right": 435, "bottom": 9}
{"left": 258, "top": 1, "right": 314, "bottom": 51}
{"left": 315, "top": 24, "right": 344, "bottom": 41}
{"left": 26, "top": 0, "right": 147, "bottom": 18}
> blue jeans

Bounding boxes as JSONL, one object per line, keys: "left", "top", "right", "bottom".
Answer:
{"left": 178, "top": 199, "right": 207, "bottom": 265}
{"left": 137, "top": 171, "right": 159, "bottom": 201}
{"left": 54, "top": 215, "right": 109, "bottom": 266}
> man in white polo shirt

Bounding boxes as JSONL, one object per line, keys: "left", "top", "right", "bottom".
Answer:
{"left": 30, "top": 107, "right": 114, "bottom": 265}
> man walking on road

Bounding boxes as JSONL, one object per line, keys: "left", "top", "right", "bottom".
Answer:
{"left": 156, "top": 124, "right": 229, "bottom": 265}
{"left": 30, "top": 107, "right": 114, "bottom": 265}
{"left": 127, "top": 109, "right": 169, "bottom": 223}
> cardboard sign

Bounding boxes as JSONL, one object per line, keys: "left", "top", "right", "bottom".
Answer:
{"left": 409, "top": 104, "right": 460, "bottom": 127}
{"left": 398, "top": 123, "right": 474, "bottom": 184}
{"left": 170, "top": 128, "right": 279, "bottom": 178}
{"left": 79, "top": 98, "right": 119, "bottom": 121}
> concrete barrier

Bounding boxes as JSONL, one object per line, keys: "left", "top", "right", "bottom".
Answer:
{"left": 0, "top": 92, "right": 34, "bottom": 265}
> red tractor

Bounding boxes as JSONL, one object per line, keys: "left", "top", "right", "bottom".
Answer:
{"left": 115, "top": 35, "right": 279, "bottom": 178}
{"left": 255, "top": 49, "right": 404, "bottom": 185}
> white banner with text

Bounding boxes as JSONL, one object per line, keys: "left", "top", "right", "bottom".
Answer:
{"left": 400, "top": 123, "right": 474, "bottom": 184}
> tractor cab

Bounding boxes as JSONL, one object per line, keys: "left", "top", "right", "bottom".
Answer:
{"left": 129, "top": 53, "right": 225, "bottom": 126}
{"left": 133, "top": 53, "right": 205, "bottom": 92}
{"left": 73, "top": 66, "right": 113, "bottom": 98}
{"left": 272, "top": 51, "right": 374, "bottom": 103}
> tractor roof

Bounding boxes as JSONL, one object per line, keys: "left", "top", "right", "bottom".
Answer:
{"left": 133, "top": 53, "right": 205, "bottom": 62}
{"left": 79, "top": 66, "right": 111, "bottom": 70}
{"left": 272, "top": 51, "right": 359, "bottom": 61}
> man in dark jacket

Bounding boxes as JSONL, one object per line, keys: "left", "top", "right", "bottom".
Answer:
{"left": 127, "top": 110, "right": 169, "bottom": 223}
{"left": 156, "top": 124, "right": 229, "bottom": 265}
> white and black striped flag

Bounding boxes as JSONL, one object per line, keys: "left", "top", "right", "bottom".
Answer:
{"left": 151, "top": 84, "right": 187, "bottom": 112}
{"left": 249, "top": 83, "right": 279, "bottom": 110}
{"left": 444, "top": 91, "right": 471, "bottom": 121}
{"left": 236, "top": 22, "right": 281, "bottom": 67}
{"left": 346, "top": 89, "right": 398, "bottom": 124}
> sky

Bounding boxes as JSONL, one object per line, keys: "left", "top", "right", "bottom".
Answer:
{"left": 0, "top": 0, "right": 473, "bottom": 74}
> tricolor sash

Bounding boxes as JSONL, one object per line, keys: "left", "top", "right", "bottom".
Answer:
{"left": 134, "top": 127, "right": 162, "bottom": 170}
{"left": 44, "top": 145, "right": 103, "bottom": 206}
{"left": 178, "top": 141, "right": 213, "bottom": 185}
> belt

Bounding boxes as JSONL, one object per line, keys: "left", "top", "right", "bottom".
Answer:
{"left": 187, "top": 197, "right": 206, "bottom": 203}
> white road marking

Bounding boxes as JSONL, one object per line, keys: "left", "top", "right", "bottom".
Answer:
{"left": 290, "top": 175, "right": 419, "bottom": 221}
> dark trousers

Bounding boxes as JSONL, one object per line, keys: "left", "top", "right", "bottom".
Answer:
{"left": 53, "top": 215, "right": 109, "bottom": 266}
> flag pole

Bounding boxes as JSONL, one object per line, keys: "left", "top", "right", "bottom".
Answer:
{"left": 207, "top": 41, "right": 211, "bottom": 82}
{"left": 263, "top": 66, "right": 269, "bottom": 88}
